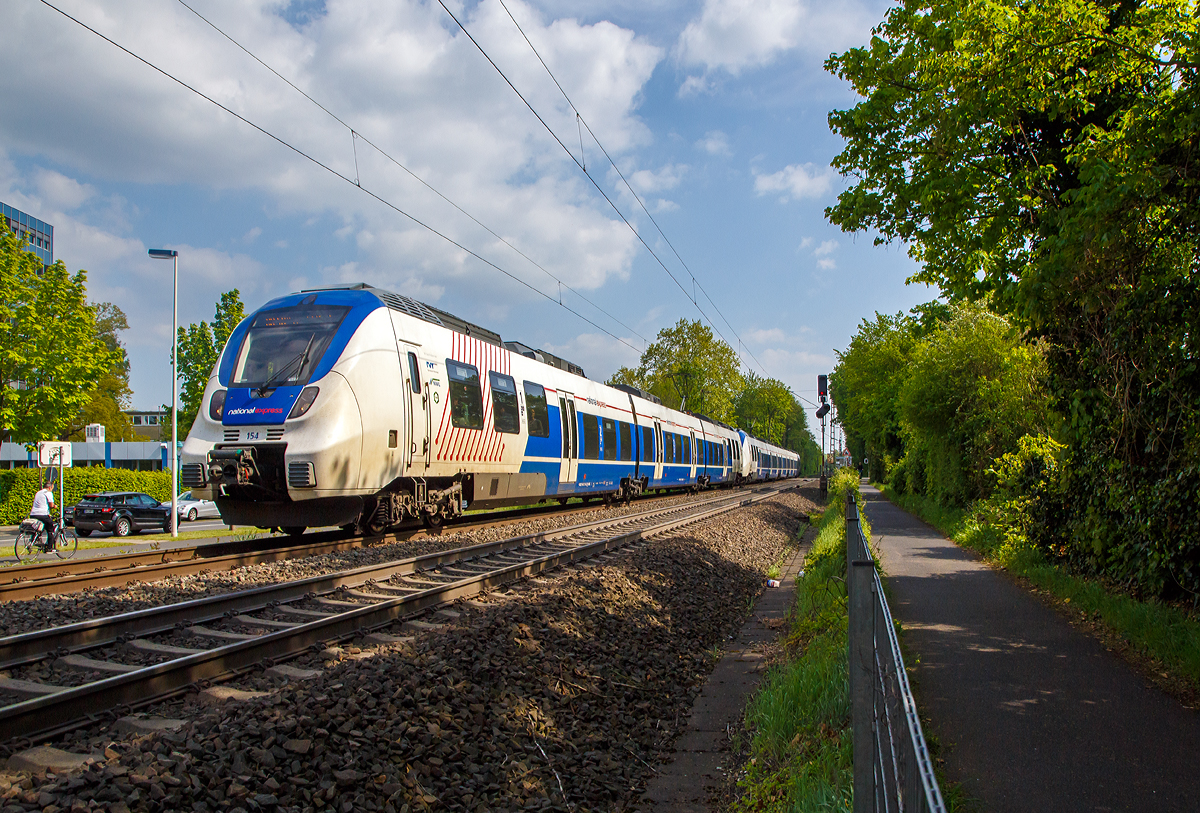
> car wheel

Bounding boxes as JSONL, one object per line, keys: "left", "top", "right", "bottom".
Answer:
{"left": 187, "top": 508, "right": 198, "bottom": 521}
{"left": 113, "top": 517, "right": 131, "bottom": 537}
{"left": 76, "top": 529, "right": 92, "bottom": 537}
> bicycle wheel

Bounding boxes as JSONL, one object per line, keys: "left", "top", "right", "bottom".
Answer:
{"left": 53, "top": 528, "right": 78, "bottom": 560}
{"left": 14, "top": 530, "right": 39, "bottom": 563}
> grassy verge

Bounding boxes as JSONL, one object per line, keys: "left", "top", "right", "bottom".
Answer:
{"left": 880, "top": 485, "right": 1200, "bottom": 699}
{"left": 732, "top": 471, "right": 858, "bottom": 811}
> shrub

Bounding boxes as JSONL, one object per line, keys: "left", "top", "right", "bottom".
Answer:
{"left": 0, "top": 468, "right": 172, "bottom": 525}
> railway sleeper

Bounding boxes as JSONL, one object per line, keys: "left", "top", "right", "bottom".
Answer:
{"left": 53, "top": 654, "right": 139, "bottom": 675}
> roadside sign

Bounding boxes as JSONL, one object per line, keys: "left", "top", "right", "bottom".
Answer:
{"left": 37, "top": 442, "right": 72, "bottom": 468}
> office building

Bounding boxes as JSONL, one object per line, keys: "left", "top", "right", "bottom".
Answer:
{"left": 1, "top": 201, "right": 53, "bottom": 267}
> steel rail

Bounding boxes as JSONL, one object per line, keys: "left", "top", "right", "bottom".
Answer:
{"left": 0, "top": 482, "right": 793, "bottom": 742}
{"left": 0, "top": 486, "right": 743, "bottom": 601}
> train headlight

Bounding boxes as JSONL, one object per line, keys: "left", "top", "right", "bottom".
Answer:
{"left": 288, "top": 386, "right": 320, "bottom": 419}
{"left": 209, "top": 389, "right": 227, "bottom": 421}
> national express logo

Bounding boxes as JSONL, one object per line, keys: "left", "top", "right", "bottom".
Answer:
{"left": 226, "top": 407, "right": 285, "bottom": 416}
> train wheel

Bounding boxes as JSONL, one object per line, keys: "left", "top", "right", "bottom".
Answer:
{"left": 422, "top": 512, "right": 445, "bottom": 532}
{"left": 282, "top": 526, "right": 306, "bottom": 537}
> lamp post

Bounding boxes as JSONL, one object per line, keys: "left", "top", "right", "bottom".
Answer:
{"left": 149, "top": 248, "right": 179, "bottom": 538}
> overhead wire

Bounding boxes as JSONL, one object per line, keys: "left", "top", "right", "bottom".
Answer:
{"left": 431, "top": 0, "right": 744, "bottom": 363}
{"left": 172, "top": 0, "right": 648, "bottom": 349}
{"left": 34, "top": 0, "right": 645, "bottom": 357}
{"left": 491, "top": 0, "right": 776, "bottom": 382}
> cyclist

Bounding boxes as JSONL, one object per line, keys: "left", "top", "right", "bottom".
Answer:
{"left": 29, "top": 481, "right": 57, "bottom": 550}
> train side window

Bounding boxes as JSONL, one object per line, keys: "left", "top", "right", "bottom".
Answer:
{"left": 523, "top": 381, "right": 550, "bottom": 437}
{"left": 665, "top": 433, "right": 676, "bottom": 464}
{"left": 619, "top": 421, "right": 632, "bottom": 461}
{"left": 407, "top": 352, "right": 421, "bottom": 394}
{"left": 602, "top": 419, "right": 617, "bottom": 460}
{"left": 446, "top": 360, "right": 483, "bottom": 430}
{"left": 581, "top": 413, "right": 600, "bottom": 459}
{"left": 684, "top": 436, "right": 691, "bottom": 465}
{"left": 489, "top": 372, "right": 520, "bottom": 434}
{"left": 642, "top": 426, "right": 654, "bottom": 462}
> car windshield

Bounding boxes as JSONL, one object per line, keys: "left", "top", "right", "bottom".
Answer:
{"left": 82, "top": 495, "right": 113, "bottom": 504}
{"left": 230, "top": 304, "right": 349, "bottom": 389}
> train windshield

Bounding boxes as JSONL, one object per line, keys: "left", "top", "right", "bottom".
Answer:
{"left": 230, "top": 304, "right": 349, "bottom": 390}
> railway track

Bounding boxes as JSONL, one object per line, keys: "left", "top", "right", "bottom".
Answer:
{"left": 0, "top": 481, "right": 795, "bottom": 745}
{"left": 0, "top": 488, "right": 713, "bottom": 602}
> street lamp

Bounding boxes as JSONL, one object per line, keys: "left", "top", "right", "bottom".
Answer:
{"left": 149, "top": 248, "right": 179, "bottom": 538}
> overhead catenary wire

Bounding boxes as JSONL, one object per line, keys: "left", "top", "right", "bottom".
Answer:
{"left": 492, "top": 0, "right": 778, "bottom": 385}
{"left": 167, "top": 0, "right": 648, "bottom": 349}
{"left": 35, "top": 0, "right": 645, "bottom": 358}
{"left": 431, "top": 0, "right": 746, "bottom": 367}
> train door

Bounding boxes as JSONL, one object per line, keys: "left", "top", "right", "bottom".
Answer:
{"left": 558, "top": 392, "right": 578, "bottom": 491}
{"left": 653, "top": 420, "right": 664, "bottom": 481}
{"left": 689, "top": 431, "right": 697, "bottom": 480}
{"left": 400, "top": 345, "right": 430, "bottom": 475}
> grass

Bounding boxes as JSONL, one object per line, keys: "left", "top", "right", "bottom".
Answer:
{"left": 880, "top": 485, "right": 1200, "bottom": 700}
{"left": 733, "top": 473, "right": 857, "bottom": 812}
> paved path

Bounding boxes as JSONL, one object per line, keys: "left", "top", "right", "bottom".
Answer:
{"left": 638, "top": 543, "right": 809, "bottom": 812}
{"left": 862, "top": 485, "right": 1200, "bottom": 812}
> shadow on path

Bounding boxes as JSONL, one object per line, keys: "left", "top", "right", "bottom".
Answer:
{"left": 863, "top": 485, "right": 1200, "bottom": 812}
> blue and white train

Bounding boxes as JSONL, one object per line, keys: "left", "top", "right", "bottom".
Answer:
{"left": 181, "top": 285, "right": 800, "bottom": 534}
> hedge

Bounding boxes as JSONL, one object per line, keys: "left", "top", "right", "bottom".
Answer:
{"left": 0, "top": 468, "right": 173, "bottom": 525}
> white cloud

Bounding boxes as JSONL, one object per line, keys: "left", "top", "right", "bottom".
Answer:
{"left": 677, "top": 74, "right": 714, "bottom": 97}
{"left": 798, "top": 236, "right": 813, "bottom": 250}
{"left": 675, "top": 0, "right": 876, "bottom": 75}
{"left": 242, "top": 226, "right": 263, "bottom": 243}
{"left": 814, "top": 239, "right": 838, "bottom": 256}
{"left": 747, "top": 327, "right": 786, "bottom": 344}
{"left": 817, "top": 257, "right": 836, "bottom": 270}
{"left": 696, "top": 130, "right": 731, "bottom": 156}
{"left": 630, "top": 163, "right": 686, "bottom": 194}
{"left": 0, "top": 0, "right": 663, "bottom": 303}
{"left": 754, "top": 162, "right": 834, "bottom": 201}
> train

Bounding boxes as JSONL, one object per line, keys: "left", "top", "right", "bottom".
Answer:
{"left": 180, "top": 284, "right": 800, "bottom": 534}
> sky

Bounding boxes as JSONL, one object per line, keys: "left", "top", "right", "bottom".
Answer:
{"left": 0, "top": 0, "right": 934, "bottom": 416}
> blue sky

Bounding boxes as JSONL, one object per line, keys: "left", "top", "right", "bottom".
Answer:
{"left": 0, "top": 0, "right": 933, "bottom": 414}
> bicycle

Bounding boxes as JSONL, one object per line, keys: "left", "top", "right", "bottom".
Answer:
{"left": 14, "top": 516, "right": 78, "bottom": 562}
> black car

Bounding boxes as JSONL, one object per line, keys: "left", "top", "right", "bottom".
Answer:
{"left": 72, "top": 492, "right": 171, "bottom": 537}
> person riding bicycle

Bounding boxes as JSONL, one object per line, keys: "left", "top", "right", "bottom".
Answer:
{"left": 29, "top": 482, "right": 57, "bottom": 548}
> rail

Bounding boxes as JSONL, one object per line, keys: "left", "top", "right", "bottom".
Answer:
{"left": 846, "top": 494, "right": 946, "bottom": 813}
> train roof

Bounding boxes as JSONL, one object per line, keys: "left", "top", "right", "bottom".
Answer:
{"left": 301, "top": 282, "right": 587, "bottom": 378}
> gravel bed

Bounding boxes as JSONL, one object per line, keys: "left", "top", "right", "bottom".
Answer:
{"left": 0, "top": 491, "right": 719, "bottom": 637}
{"left": 0, "top": 489, "right": 819, "bottom": 813}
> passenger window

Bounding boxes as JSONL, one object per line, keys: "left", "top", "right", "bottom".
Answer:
{"left": 446, "top": 360, "right": 483, "bottom": 430}
{"left": 407, "top": 352, "right": 421, "bottom": 394}
{"left": 581, "top": 414, "right": 600, "bottom": 459}
{"left": 523, "top": 382, "right": 550, "bottom": 438}
{"left": 602, "top": 418, "right": 617, "bottom": 461}
{"left": 642, "top": 427, "right": 654, "bottom": 462}
{"left": 619, "top": 422, "right": 632, "bottom": 461}
{"left": 665, "top": 434, "right": 676, "bottom": 464}
{"left": 684, "top": 436, "right": 691, "bottom": 464}
{"left": 489, "top": 372, "right": 520, "bottom": 434}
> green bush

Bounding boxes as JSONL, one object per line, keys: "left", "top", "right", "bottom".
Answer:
{"left": 0, "top": 468, "right": 172, "bottom": 525}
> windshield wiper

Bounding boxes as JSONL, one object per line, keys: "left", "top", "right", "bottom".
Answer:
{"left": 256, "top": 333, "right": 316, "bottom": 397}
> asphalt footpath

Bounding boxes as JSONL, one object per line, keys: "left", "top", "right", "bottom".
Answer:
{"left": 862, "top": 484, "right": 1200, "bottom": 812}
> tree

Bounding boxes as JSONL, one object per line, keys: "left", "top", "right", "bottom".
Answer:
{"left": 72, "top": 303, "right": 136, "bottom": 441}
{"left": 610, "top": 319, "right": 744, "bottom": 423}
{"left": 0, "top": 227, "right": 111, "bottom": 442}
{"left": 825, "top": 0, "right": 1200, "bottom": 594}
{"left": 175, "top": 290, "right": 245, "bottom": 437}
{"left": 735, "top": 373, "right": 796, "bottom": 445}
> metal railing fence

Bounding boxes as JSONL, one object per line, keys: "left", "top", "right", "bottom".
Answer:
{"left": 846, "top": 494, "right": 946, "bottom": 813}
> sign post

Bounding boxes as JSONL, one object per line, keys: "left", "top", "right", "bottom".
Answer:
{"left": 38, "top": 442, "right": 72, "bottom": 532}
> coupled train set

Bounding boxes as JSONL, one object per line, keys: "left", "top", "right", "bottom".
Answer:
{"left": 180, "top": 284, "right": 800, "bottom": 534}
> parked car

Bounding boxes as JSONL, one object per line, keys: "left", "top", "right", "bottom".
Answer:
{"left": 161, "top": 491, "right": 219, "bottom": 522}
{"left": 63, "top": 504, "right": 74, "bottom": 527}
{"left": 72, "top": 492, "right": 171, "bottom": 537}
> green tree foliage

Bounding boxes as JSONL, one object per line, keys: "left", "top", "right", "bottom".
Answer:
{"left": 897, "top": 308, "right": 1051, "bottom": 505}
{"left": 72, "top": 303, "right": 136, "bottom": 441}
{"left": 175, "top": 290, "right": 245, "bottom": 437}
{"left": 826, "top": 0, "right": 1200, "bottom": 595}
{"left": 0, "top": 228, "right": 111, "bottom": 443}
{"left": 606, "top": 319, "right": 743, "bottom": 423}
{"left": 735, "top": 373, "right": 795, "bottom": 445}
